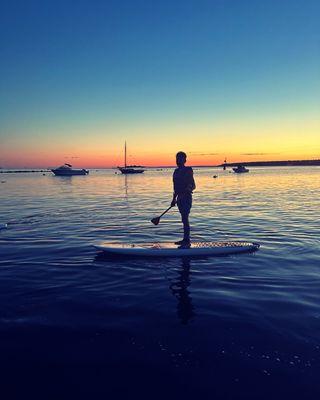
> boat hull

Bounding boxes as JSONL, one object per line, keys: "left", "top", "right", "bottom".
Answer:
{"left": 51, "top": 169, "right": 89, "bottom": 176}
{"left": 118, "top": 167, "right": 144, "bottom": 174}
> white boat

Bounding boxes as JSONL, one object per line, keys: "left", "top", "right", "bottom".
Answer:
{"left": 118, "top": 142, "right": 145, "bottom": 174}
{"left": 51, "top": 164, "right": 89, "bottom": 176}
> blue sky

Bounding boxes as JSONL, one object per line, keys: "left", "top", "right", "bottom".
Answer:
{"left": 1, "top": 0, "right": 319, "bottom": 166}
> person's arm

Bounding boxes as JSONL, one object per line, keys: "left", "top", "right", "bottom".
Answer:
{"left": 171, "top": 192, "right": 177, "bottom": 207}
{"left": 171, "top": 170, "right": 177, "bottom": 206}
{"left": 186, "top": 168, "right": 196, "bottom": 192}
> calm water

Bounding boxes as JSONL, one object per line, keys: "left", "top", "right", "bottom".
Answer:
{"left": 0, "top": 167, "right": 319, "bottom": 399}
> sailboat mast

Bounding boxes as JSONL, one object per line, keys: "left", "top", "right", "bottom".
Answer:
{"left": 124, "top": 141, "right": 127, "bottom": 168}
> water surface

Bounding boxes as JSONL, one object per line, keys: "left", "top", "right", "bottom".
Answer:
{"left": 0, "top": 167, "right": 319, "bottom": 399}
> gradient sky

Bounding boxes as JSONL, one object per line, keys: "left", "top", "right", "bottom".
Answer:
{"left": 1, "top": 0, "right": 319, "bottom": 167}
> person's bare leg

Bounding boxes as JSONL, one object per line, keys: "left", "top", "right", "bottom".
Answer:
{"left": 182, "top": 213, "right": 190, "bottom": 243}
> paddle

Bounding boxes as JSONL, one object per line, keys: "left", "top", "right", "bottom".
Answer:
{"left": 151, "top": 205, "right": 173, "bottom": 225}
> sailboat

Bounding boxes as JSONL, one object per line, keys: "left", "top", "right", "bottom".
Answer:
{"left": 118, "top": 142, "right": 145, "bottom": 174}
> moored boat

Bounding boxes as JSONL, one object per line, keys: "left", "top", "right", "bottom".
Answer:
{"left": 118, "top": 167, "right": 144, "bottom": 174}
{"left": 51, "top": 164, "right": 89, "bottom": 176}
{"left": 233, "top": 165, "right": 249, "bottom": 173}
{"left": 118, "top": 142, "right": 145, "bottom": 174}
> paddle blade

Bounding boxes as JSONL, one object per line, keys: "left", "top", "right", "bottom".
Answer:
{"left": 151, "top": 217, "right": 160, "bottom": 225}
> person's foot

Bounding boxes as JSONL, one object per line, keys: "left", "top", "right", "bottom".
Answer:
{"left": 177, "top": 240, "right": 191, "bottom": 248}
{"left": 174, "top": 239, "right": 185, "bottom": 245}
{"left": 178, "top": 241, "right": 191, "bottom": 249}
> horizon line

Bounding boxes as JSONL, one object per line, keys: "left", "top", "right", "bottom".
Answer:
{"left": 1, "top": 158, "right": 320, "bottom": 170}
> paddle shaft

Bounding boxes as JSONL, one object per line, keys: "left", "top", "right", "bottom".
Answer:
{"left": 158, "top": 205, "right": 173, "bottom": 219}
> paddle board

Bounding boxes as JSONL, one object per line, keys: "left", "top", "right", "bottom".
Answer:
{"left": 94, "top": 241, "right": 260, "bottom": 257}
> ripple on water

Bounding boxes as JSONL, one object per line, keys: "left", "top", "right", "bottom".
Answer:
{"left": 0, "top": 168, "right": 320, "bottom": 397}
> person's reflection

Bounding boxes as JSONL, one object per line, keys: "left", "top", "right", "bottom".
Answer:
{"left": 169, "top": 257, "right": 195, "bottom": 324}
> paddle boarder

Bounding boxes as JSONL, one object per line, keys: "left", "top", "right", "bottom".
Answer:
{"left": 171, "top": 151, "right": 196, "bottom": 247}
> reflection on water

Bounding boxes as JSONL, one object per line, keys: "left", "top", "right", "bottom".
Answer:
{"left": 95, "top": 253, "right": 195, "bottom": 325}
{"left": 169, "top": 258, "right": 195, "bottom": 325}
{"left": 0, "top": 167, "right": 320, "bottom": 397}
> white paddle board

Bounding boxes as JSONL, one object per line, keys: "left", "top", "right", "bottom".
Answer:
{"left": 94, "top": 241, "right": 260, "bottom": 257}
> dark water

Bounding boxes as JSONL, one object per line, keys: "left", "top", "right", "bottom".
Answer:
{"left": 0, "top": 167, "right": 319, "bottom": 399}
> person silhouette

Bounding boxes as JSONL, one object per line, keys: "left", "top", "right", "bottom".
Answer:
{"left": 171, "top": 152, "right": 196, "bottom": 247}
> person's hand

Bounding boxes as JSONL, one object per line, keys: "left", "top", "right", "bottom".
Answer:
{"left": 171, "top": 199, "right": 176, "bottom": 207}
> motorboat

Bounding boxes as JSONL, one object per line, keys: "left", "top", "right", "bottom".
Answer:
{"left": 233, "top": 165, "right": 249, "bottom": 174}
{"left": 118, "top": 142, "right": 145, "bottom": 174}
{"left": 51, "top": 164, "right": 89, "bottom": 176}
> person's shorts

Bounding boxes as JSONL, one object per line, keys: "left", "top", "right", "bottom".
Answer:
{"left": 177, "top": 193, "right": 192, "bottom": 217}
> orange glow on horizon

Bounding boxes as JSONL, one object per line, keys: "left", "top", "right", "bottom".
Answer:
{"left": 1, "top": 114, "right": 319, "bottom": 168}
{"left": 2, "top": 150, "right": 320, "bottom": 169}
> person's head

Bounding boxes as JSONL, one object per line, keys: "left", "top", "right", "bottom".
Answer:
{"left": 176, "top": 151, "right": 187, "bottom": 167}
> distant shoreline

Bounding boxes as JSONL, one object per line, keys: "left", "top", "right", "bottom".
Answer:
{"left": 0, "top": 169, "right": 50, "bottom": 174}
{"left": 217, "top": 159, "right": 320, "bottom": 167}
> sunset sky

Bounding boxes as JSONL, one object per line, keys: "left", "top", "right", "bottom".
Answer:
{"left": 1, "top": 0, "right": 319, "bottom": 168}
